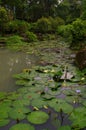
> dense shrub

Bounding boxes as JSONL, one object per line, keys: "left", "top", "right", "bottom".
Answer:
{"left": 36, "top": 17, "right": 51, "bottom": 33}
{"left": 58, "top": 18, "right": 86, "bottom": 45}
{"left": 0, "top": 7, "right": 9, "bottom": 34}
{"left": 25, "top": 31, "right": 38, "bottom": 42}
{"left": 6, "top": 35, "right": 24, "bottom": 46}
{"left": 42, "top": 34, "right": 56, "bottom": 41}
{"left": 6, "top": 20, "right": 31, "bottom": 34}
{"left": 49, "top": 17, "right": 65, "bottom": 32}
{"left": 72, "top": 19, "right": 86, "bottom": 41}
{"left": 58, "top": 24, "right": 73, "bottom": 43}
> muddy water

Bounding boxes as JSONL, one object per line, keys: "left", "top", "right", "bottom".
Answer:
{"left": 0, "top": 48, "right": 39, "bottom": 92}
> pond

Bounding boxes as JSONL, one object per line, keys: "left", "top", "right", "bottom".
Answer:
{"left": 0, "top": 41, "right": 86, "bottom": 130}
{"left": 0, "top": 47, "right": 39, "bottom": 92}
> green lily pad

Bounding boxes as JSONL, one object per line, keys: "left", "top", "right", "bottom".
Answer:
{"left": 31, "top": 98, "right": 47, "bottom": 108}
{"left": 48, "top": 99, "right": 73, "bottom": 113}
{"left": 27, "top": 111, "right": 49, "bottom": 124}
{"left": 58, "top": 126, "right": 71, "bottom": 130}
{"left": 0, "top": 105, "right": 11, "bottom": 118}
{"left": 82, "top": 100, "right": 86, "bottom": 107}
{"left": 0, "top": 119, "right": 10, "bottom": 127}
{"left": 9, "top": 107, "right": 30, "bottom": 120}
{"left": 7, "top": 92, "right": 19, "bottom": 100}
{"left": 0, "top": 92, "right": 6, "bottom": 100}
{"left": 12, "top": 99, "right": 30, "bottom": 107}
{"left": 63, "top": 89, "right": 76, "bottom": 96}
{"left": 13, "top": 72, "right": 30, "bottom": 80}
{"left": 70, "top": 107, "right": 86, "bottom": 129}
{"left": 9, "top": 123, "right": 35, "bottom": 130}
{"left": 24, "top": 92, "right": 40, "bottom": 100}
{"left": 42, "top": 94, "right": 55, "bottom": 100}
{"left": 16, "top": 79, "right": 29, "bottom": 86}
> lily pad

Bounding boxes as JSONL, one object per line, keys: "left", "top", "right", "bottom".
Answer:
{"left": 0, "top": 92, "right": 6, "bottom": 100}
{"left": 12, "top": 99, "right": 30, "bottom": 107}
{"left": 48, "top": 99, "right": 73, "bottom": 113}
{"left": 31, "top": 98, "right": 47, "bottom": 108}
{"left": 9, "top": 107, "right": 30, "bottom": 120}
{"left": 24, "top": 92, "right": 40, "bottom": 100}
{"left": 0, "top": 105, "right": 11, "bottom": 118}
{"left": 58, "top": 126, "right": 71, "bottom": 130}
{"left": 0, "top": 119, "right": 10, "bottom": 127}
{"left": 27, "top": 111, "right": 49, "bottom": 124}
{"left": 70, "top": 107, "right": 86, "bottom": 129}
{"left": 9, "top": 123, "right": 35, "bottom": 130}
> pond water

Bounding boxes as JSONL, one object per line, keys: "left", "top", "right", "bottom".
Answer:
{"left": 0, "top": 48, "right": 39, "bottom": 92}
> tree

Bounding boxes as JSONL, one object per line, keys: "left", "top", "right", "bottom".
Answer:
{"left": 0, "top": 7, "right": 9, "bottom": 34}
{"left": 81, "top": 0, "right": 86, "bottom": 19}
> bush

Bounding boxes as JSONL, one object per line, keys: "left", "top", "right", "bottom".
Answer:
{"left": 58, "top": 24, "right": 73, "bottom": 43}
{"left": 42, "top": 34, "right": 56, "bottom": 41}
{"left": 6, "top": 20, "right": 31, "bottom": 34}
{"left": 0, "top": 7, "right": 9, "bottom": 34}
{"left": 72, "top": 19, "right": 86, "bottom": 41}
{"left": 6, "top": 35, "right": 24, "bottom": 46}
{"left": 58, "top": 18, "right": 86, "bottom": 45}
{"left": 25, "top": 31, "right": 38, "bottom": 42}
{"left": 36, "top": 17, "right": 51, "bottom": 33}
{"left": 49, "top": 17, "right": 65, "bottom": 32}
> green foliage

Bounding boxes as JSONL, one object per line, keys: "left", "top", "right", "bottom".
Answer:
{"left": 10, "top": 123, "right": 35, "bottom": 130}
{"left": 49, "top": 17, "right": 65, "bottom": 32}
{"left": 58, "top": 18, "right": 86, "bottom": 45}
{"left": 25, "top": 31, "right": 38, "bottom": 42}
{"left": 27, "top": 111, "right": 49, "bottom": 124}
{"left": 6, "top": 20, "right": 30, "bottom": 34}
{"left": 81, "top": 0, "right": 86, "bottom": 20}
{"left": 0, "top": 7, "right": 9, "bottom": 34}
{"left": 36, "top": 17, "right": 51, "bottom": 33}
{"left": 5, "top": 35, "right": 28, "bottom": 50}
{"left": 58, "top": 24, "right": 73, "bottom": 43}
{"left": 0, "top": 119, "right": 10, "bottom": 127}
{"left": 6, "top": 35, "right": 24, "bottom": 45}
{"left": 72, "top": 19, "right": 86, "bottom": 41}
{"left": 58, "top": 126, "right": 71, "bottom": 130}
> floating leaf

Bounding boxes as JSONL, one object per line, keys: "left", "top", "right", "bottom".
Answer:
{"left": 82, "top": 100, "right": 86, "bottom": 107}
{"left": 27, "top": 111, "right": 49, "bottom": 124}
{"left": 0, "top": 92, "right": 6, "bottom": 100}
{"left": 9, "top": 107, "right": 30, "bottom": 120}
{"left": 0, "top": 119, "right": 10, "bottom": 127}
{"left": 12, "top": 99, "right": 30, "bottom": 107}
{"left": 31, "top": 98, "right": 47, "bottom": 108}
{"left": 58, "top": 126, "right": 71, "bottom": 130}
{"left": 0, "top": 105, "right": 11, "bottom": 118}
{"left": 9, "top": 123, "right": 35, "bottom": 130}
{"left": 70, "top": 107, "right": 86, "bottom": 129}
{"left": 48, "top": 99, "right": 73, "bottom": 113}
{"left": 24, "top": 92, "right": 40, "bottom": 100}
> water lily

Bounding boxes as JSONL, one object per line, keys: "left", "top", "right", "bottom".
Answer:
{"left": 81, "top": 77, "right": 85, "bottom": 81}
{"left": 44, "top": 70, "right": 49, "bottom": 73}
{"left": 51, "top": 69, "right": 55, "bottom": 72}
{"left": 76, "top": 89, "right": 81, "bottom": 93}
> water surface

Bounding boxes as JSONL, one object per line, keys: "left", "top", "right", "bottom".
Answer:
{"left": 0, "top": 48, "right": 39, "bottom": 92}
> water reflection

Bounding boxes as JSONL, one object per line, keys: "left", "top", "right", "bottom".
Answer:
{"left": 0, "top": 48, "right": 39, "bottom": 92}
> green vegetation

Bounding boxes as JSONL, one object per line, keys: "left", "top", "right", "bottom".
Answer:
{"left": 0, "top": 0, "right": 86, "bottom": 48}
{"left": 0, "top": 0, "right": 86, "bottom": 130}
{"left": 0, "top": 64, "right": 86, "bottom": 129}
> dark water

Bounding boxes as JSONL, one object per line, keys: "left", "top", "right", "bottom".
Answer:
{"left": 0, "top": 48, "right": 39, "bottom": 92}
